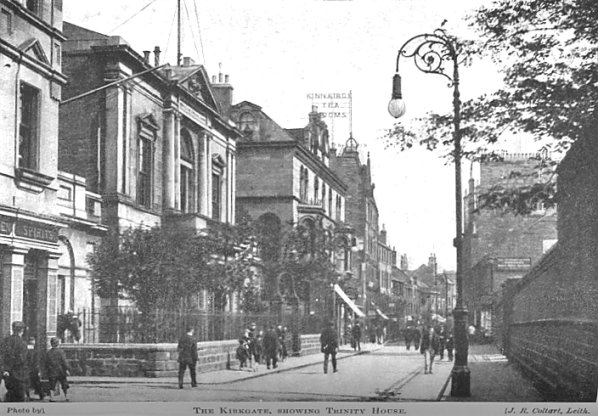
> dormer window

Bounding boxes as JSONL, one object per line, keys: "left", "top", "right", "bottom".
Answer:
{"left": 239, "top": 112, "right": 255, "bottom": 134}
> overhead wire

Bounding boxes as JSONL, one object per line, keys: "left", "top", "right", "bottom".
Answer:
{"left": 108, "top": 0, "right": 162, "bottom": 34}
{"left": 163, "top": 6, "right": 179, "bottom": 61}
{"left": 192, "top": 0, "right": 207, "bottom": 65}
{"left": 182, "top": 0, "right": 202, "bottom": 65}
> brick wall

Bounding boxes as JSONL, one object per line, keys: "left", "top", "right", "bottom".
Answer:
{"left": 495, "top": 137, "right": 598, "bottom": 401}
{"left": 61, "top": 334, "right": 322, "bottom": 378}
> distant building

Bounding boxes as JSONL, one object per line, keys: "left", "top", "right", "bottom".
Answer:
{"left": 225, "top": 101, "right": 350, "bottom": 323}
{"left": 0, "top": 0, "right": 105, "bottom": 344}
{"left": 462, "top": 153, "right": 557, "bottom": 333}
{"left": 330, "top": 136, "right": 379, "bottom": 317}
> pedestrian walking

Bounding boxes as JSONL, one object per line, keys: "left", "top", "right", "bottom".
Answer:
{"left": 0, "top": 321, "right": 28, "bottom": 402}
{"left": 351, "top": 322, "right": 361, "bottom": 352}
{"left": 420, "top": 326, "right": 440, "bottom": 374}
{"left": 254, "top": 332, "right": 264, "bottom": 365}
{"left": 236, "top": 337, "right": 250, "bottom": 369}
{"left": 446, "top": 332, "right": 454, "bottom": 361}
{"left": 26, "top": 337, "right": 43, "bottom": 401}
{"left": 404, "top": 326, "right": 414, "bottom": 350}
{"left": 437, "top": 324, "right": 447, "bottom": 360}
{"left": 46, "top": 337, "right": 70, "bottom": 402}
{"left": 246, "top": 323, "right": 257, "bottom": 369}
{"left": 263, "top": 325, "right": 279, "bottom": 370}
{"left": 413, "top": 324, "right": 422, "bottom": 350}
{"left": 320, "top": 320, "right": 338, "bottom": 374}
{"left": 177, "top": 327, "right": 198, "bottom": 389}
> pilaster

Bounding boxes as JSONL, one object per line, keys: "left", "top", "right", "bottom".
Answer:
{"left": 1, "top": 247, "right": 28, "bottom": 336}
{"left": 37, "top": 252, "right": 60, "bottom": 348}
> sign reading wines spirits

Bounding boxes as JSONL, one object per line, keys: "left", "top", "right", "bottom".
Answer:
{"left": 0, "top": 215, "right": 59, "bottom": 243}
{"left": 496, "top": 257, "right": 532, "bottom": 271}
{"left": 306, "top": 91, "right": 352, "bottom": 119}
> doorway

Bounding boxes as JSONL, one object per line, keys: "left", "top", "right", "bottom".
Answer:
{"left": 23, "top": 254, "right": 38, "bottom": 341}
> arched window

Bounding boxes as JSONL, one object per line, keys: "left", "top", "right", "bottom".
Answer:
{"left": 313, "top": 177, "right": 319, "bottom": 204}
{"left": 180, "top": 129, "right": 194, "bottom": 213}
{"left": 321, "top": 183, "right": 326, "bottom": 211}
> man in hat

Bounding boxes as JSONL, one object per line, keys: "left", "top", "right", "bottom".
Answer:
{"left": 0, "top": 321, "right": 29, "bottom": 402}
{"left": 320, "top": 320, "right": 338, "bottom": 374}
{"left": 177, "top": 326, "right": 198, "bottom": 389}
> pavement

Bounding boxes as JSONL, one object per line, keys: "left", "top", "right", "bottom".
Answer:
{"left": 69, "top": 342, "right": 544, "bottom": 401}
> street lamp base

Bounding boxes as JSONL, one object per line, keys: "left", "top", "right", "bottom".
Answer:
{"left": 450, "top": 365, "right": 471, "bottom": 397}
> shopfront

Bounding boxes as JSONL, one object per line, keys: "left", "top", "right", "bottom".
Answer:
{"left": 0, "top": 212, "right": 63, "bottom": 346}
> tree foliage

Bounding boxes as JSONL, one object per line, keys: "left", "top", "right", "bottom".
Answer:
{"left": 88, "top": 222, "right": 258, "bottom": 318}
{"left": 258, "top": 219, "right": 350, "bottom": 305}
{"left": 384, "top": 0, "right": 598, "bottom": 214}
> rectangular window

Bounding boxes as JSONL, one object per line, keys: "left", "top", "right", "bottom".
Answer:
{"left": 137, "top": 138, "right": 152, "bottom": 208}
{"left": 19, "top": 83, "right": 40, "bottom": 170}
{"left": 58, "top": 275, "right": 66, "bottom": 315}
{"left": 212, "top": 172, "right": 221, "bottom": 220}
{"left": 54, "top": 43, "right": 61, "bottom": 65}
{"left": 1, "top": 9, "right": 12, "bottom": 34}
{"left": 180, "top": 165, "right": 191, "bottom": 213}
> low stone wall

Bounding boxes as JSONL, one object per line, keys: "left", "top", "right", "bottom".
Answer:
{"left": 61, "top": 334, "right": 321, "bottom": 378}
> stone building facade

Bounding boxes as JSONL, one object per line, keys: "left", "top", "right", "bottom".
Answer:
{"left": 462, "top": 154, "right": 557, "bottom": 333}
{"left": 330, "top": 137, "right": 379, "bottom": 317}
{"left": 225, "top": 101, "right": 350, "bottom": 325}
{"left": 0, "top": 0, "right": 105, "bottom": 346}
{"left": 59, "top": 23, "right": 241, "bottom": 314}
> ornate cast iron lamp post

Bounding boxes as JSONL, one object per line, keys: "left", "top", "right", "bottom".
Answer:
{"left": 388, "top": 28, "right": 470, "bottom": 396}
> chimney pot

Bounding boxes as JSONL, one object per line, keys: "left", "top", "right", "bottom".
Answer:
{"left": 219, "top": 73, "right": 223, "bottom": 83}
{"left": 225, "top": 74, "right": 229, "bottom": 83}
{"left": 154, "top": 46, "right": 161, "bottom": 66}
{"left": 143, "top": 51, "right": 151, "bottom": 64}
{"left": 312, "top": 105, "right": 318, "bottom": 113}
{"left": 212, "top": 75, "right": 217, "bottom": 83}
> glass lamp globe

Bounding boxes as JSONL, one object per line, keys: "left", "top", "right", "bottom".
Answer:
{"left": 388, "top": 98, "right": 406, "bottom": 118}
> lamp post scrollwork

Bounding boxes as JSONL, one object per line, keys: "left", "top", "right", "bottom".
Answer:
{"left": 388, "top": 27, "right": 470, "bottom": 397}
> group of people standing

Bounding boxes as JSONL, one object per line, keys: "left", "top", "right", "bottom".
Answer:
{"left": 236, "top": 323, "right": 288, "bottom": 371}
{"left": 0, "top": 321, "right": 71, "bottom": 402}
{"left": 407, "top": 323, "right": 454, "bottom": 375}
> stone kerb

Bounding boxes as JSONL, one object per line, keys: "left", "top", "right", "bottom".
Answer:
{"left": 61, "top": 334, "right": 321, "bottom": 378}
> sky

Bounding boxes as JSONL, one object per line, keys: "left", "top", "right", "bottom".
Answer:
{"left": 62, "top": 0, "right": 504, "bottom": 271}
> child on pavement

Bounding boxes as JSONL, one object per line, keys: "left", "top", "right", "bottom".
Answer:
{"left": 46, "top": 337, "right": 70, "bottom": 402}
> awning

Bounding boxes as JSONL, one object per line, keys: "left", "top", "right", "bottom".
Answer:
{"left": 333, "top": 284, "right": 365, "bottom": 318}
{"left": 376, "top": 308, "right": 389, "bottom": 320}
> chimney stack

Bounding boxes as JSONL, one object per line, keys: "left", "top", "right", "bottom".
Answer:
{"left": 153, "top": 46, "right": 161, "bottom": 66}
{"left": 143, "top": 51, "right": 151, "bottom": 64}
{"left": 183, "top": 57, "right": 195, "bottom": 67}
{"left": 400, "top": 254, "right": 409, "bottom": 270}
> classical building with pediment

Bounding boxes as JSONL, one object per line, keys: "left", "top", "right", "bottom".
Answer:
{"left": 58, "top": 23, "right": 242, "bottom": 321}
